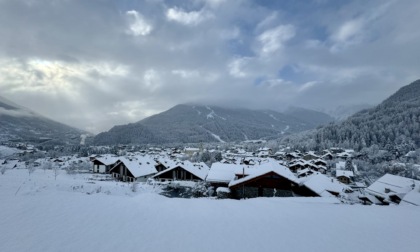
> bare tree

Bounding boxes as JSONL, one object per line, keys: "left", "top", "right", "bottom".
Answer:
{"left": 52, "top": 164, "right": 60, "bottom": 180}
{"left": 42, "top": 162, "right": 52, "bottom": 173}
{"left": 28, "top": 164, "right": 36, "bottom": 176}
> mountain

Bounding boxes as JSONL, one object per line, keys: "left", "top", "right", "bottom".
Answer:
{"left": 323, "top": 104, "right": 374, "bottom": 121}
{"left": 94, "top": 104, "right": 333, "bottom": 145}
{"left": 285, "top": 80, "right": 420, "bottom": 151}
{"left": 0, "top": 96, "right": 87, "bottom": 145}
{"left": 284, "top": 107, "right": 334, "bottom": 127}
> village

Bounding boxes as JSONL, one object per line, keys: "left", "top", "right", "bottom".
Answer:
{"left": 1, "top": 143, "right": 419, "bottom": 206}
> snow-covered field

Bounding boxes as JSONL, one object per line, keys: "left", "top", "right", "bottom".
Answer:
{"left": 1, "top": 169, "right": 419, "bottom": 252}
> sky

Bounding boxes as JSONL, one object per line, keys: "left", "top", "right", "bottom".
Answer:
{"left": 0, "top": 0, "right": 420, "bottom": 134}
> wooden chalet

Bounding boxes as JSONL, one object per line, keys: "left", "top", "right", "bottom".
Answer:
{"left": 91, "top": 155, "right": 119, "bottom": 173}
{"left": 285, "top": 152, "right": 300, "bottom": 161}
{"left": 303, "top": 152, "right": 320, "bottom": 161}
{"left": 109, "top": 156, "right": 157, "bottom": 182}
{"left": 336, "top": 170, "right": 354, "bottom": 185}
{"left": 295, "top": 173, "right": 353, "bottom": 197}
{"left": 206, "top": 163, "right": 251, "bottom": 189}
{"left": 363, "top": 174, "right": 420, "bottom": 205}
{"left": 228, "top": 163, "right": 299, "bottom": 199}
{"left": 155, "top": 158, "right": 177, "bottom": 173}
{"left": 152, "top": 161, "right": 209, "bottom": 182}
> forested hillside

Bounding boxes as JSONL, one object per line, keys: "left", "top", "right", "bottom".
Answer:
{"left": 283, "top": 80, "right": 420, "bottom": 154}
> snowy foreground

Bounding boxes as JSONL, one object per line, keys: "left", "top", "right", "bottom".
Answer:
{"left": 1, "top": 170, "right": 419, "bottom": 252}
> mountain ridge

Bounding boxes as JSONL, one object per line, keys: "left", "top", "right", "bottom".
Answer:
{"left": 94, "top": 104, "right": 334, "bottom": 145}
{"left": 0, "top": 96, "right": 88, "bottom": 145}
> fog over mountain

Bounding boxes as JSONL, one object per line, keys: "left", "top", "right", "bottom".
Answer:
{"left": 94, "top": 104, "right": 333, "bottom": 145}
{"left": 0, "top": 96, "right": 86, "bottom": 145}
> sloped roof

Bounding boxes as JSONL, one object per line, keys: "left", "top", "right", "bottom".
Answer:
{"left": 152, "top": 161, "right": 209, "bottom": 180}
{"left": 93, "top": 155, "right": 119, "bottom": 166}
{"left": 155, "top": 157, "right": 177, "bottom": 168}
{"left": 228, "top": 161, "right": 298, "bottom": 188}
{"left": 113, "top": 156, "right": 157, "bottom": 178}
{"left": 206, "top": 163, "right": 252, "bottom": 183}
{"left": 401, "top": 184, "right": 420, "bottom": 206}
{"left": 366, "top": 174, "right": 419, "bottom": 201}
{"left": 336, "top": 170, "right": 354, "bottom": 178}
{"left": 300, "top": 173, "right": 352, "bottom": 197}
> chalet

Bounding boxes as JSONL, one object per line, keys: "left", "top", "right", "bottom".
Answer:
{"left": 336, "top": 170, "right": 354, "bottom": 184}
{"left": 296, "top": 173, "right": 353, "bottom": 197}
{"left": 303, "top": 151, "right": 320, "bottom": 161}
{"left": 315, "top": 165, "right": 327, "bottom": 174}
{"left": 257, "top": 147, "right": 272, "bottom": 158}
{"left": 321, "top": 153, "right": 334, "bottom": 160}
{"left": 330, "top": 147, "right": 345, "bottom": 154}
{"left": 312, "top": 159, "right": 327, "bottom": 167}
{"left": 288, "top": 160, "right": 306, "bottom": 173}
{"left": 206, "top": 163, "right": 252, "bottom": 188}
{"left": 363, "top": 174, "right": 420, "bottom": 205}
{"left": 358, "top": 192, "right": 383, "bottom": 205}
{"left": 242, "top": 157, "right": 256, "bottom": 165}
{"left": 228, "top": 162, "right": 299, "bottom": 199}
{"left": 297, "top": 168, "right": 314, "bottom": 178}
{"left": 285, "top": 152, "right": 300, "bottom": 161}
{"left": 91, "top": 155, "right": 119, "bottom": 173}
{"left": 271, "top": 151, "right": 285, "bottom": 160}
{"left": 109, "top": 156, "right": 157, "bottom": 182}
{"left": 289, "top": 159, "right": 319, "bottom": 173}
{"left": 154, "top": 158, "right": 177, "bottom": 172}
{"left": 152, "top": 161, "right": 209, "bottom": 182}
{"left": 336, "top": 150, "right": 354, "bottom": 160}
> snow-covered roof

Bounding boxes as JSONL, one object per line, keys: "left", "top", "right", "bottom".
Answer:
{"left": 114, "top": 156, "right": 157, "bottom": 178}
{"left": 312, "top": 159, "right": 327, "bottom": 165}
{"left": 206, "top": 163, "right": 251, "bottom": 183}
{"left": 297, "top": 168, "right": 313, "bottom": 177}
{"left": 366, "top": 174, "right": 419, "bottom": 201}
{"left": 401, "top": 184, "right": 420, "bottom": 206}
{"left": 93, "top": 155, "right": 119, "bottom": 166}
{"left": 155, "top": 157, "right": 177, "bottom": 168}
{"left": 152, "top": 161, "right": 209, "bottom": 180}
{"left": 300, "top": 173, "right": 352, "bottom": 197}
{"left": 336, "top": 170, "right": 354, "bottom": 178}
{"left": 358, "top": 193, "right": 382, "bottom": 204}
{"left": 228, "top": 161, "right": 298, "bottom": 188}
{"left": 335, "top": 161, "right": 345, "bottom": 170}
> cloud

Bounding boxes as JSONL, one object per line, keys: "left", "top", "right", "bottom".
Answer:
{"left": 126, "top": 10, "right": 152, "bottom": 36}
{"left": 257, "top": 25, "right": 295, "bottom": 55}
{"left": 166, "top": 7, "right": 212, "bottom": 26}
{"left": 0, "top": 107, "right": 35, "bottom": 117}
{"left": 228, "top": 57, "right": 250, "bottom": 78}
{"left": 0, "top": 0, "right": 419, "bottom": 134}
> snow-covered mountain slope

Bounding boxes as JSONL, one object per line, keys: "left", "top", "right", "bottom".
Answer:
{"left": 284, "top": 79, "right": 420, "bottom": 150}
{"left": 94, "top": 104, "right": 333, "bottom": 145}
{"left": 0, "top": 96, "right": 87, "bottom": 145}
{"left": 284, "top": 107, "right": 334, "bottom": 126}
